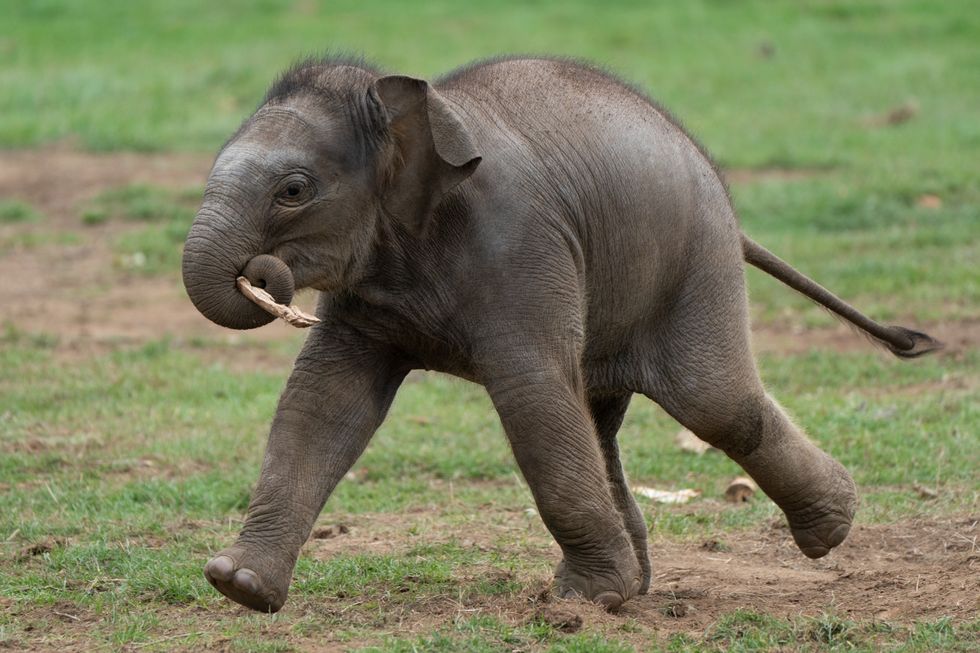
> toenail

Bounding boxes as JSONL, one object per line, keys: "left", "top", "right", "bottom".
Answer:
{"left": 594, "top": 591, "right": 624, "bottom": 610}
{"left": 206, "top": 555, "right": 235, "bottom": 582}
{"left": 233, "top": 568, "right": 261, "bottom": 595}
{"left": 801, "top": 544, "right": 830, "bottom": 559}
{"left": 826, "top": 523, "right": 850, "bottom": 547}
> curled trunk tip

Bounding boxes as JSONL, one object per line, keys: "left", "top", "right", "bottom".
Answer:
{"left": 182, "top": 234, "right": 296, "bottom": 330}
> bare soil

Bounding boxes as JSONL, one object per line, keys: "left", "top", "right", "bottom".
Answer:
{"left": 640, "top": 517, "right": 978, "bottom": 630}
{"left": 299, "top": 507, "right": 980, "bottom": 632}
{"left": 1, "top": 148, "right": 977, "bottom": 649}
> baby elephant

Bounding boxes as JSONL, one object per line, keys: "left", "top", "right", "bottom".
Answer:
{"left": 181, "top": 56, "right": 940, "bottom": 612}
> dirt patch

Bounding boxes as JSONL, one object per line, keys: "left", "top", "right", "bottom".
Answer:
{"left": 300, "top": 510, "right": 979, "bottom": 635}
{"left": 632, "top": 517, "right": 979, "bottom": 633}
{"left": 0, "top": 145, "right": 212, "bottom": 226}
{"left": 0, "top": 147, "right": 317, "bottom": 370}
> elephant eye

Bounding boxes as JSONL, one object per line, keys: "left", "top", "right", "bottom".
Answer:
{"left": 276, "top": 174, "right": 315, "bottom": 206}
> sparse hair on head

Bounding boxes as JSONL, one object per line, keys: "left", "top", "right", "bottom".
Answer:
{"left": 263, "top": 52, "right": 384, "bottom": 105}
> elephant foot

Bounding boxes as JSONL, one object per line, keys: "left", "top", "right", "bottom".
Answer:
{"left": 554, "top": 554, "right": 641, "bottom": 611}
{"left": 783, "top": 458, "right": 858, "bottom": 559}
{"left": 204, "top": 545, "right": 291, "bottom": 613}
{"left": 635, "top": 545, "right": 652, "bottom": 595}
{"left": 617, "top": 502, "right": 652, "bottom": 595}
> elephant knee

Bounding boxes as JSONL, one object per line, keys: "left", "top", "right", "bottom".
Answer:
{"left": 687, "top": 394, "right": 771, "bottom": 459}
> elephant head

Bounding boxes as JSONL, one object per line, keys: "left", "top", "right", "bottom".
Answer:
{"left": 181, "top": 61, "right": 481, "bottom": 329}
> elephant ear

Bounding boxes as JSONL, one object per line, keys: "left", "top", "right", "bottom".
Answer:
{"left": 373, "top": 75, "right": 482, "bottom": 236}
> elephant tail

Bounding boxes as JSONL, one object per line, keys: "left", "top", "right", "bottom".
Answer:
{"left": 740, "top": 234, "right": 942, "bottom": 358}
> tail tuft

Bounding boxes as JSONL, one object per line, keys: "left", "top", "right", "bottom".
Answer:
{"left": 883, "top": 327, "right": 943, "bottom": 359}
{"left": 742, "top": 235, "right": 944, "bottom": 361}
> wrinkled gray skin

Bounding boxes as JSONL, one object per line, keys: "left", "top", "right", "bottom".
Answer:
{"left": 182, "top": 56, "right": 940, "bottom": 613}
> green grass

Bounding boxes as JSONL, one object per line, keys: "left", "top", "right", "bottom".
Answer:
{"left": 0, "top": 338, "right": 976, "bottom": 650}
{"left": 113, "top": 216, "right": 195, "bottom": 275}
{"left": 1, "top": 0, "right": 977, "bottom": 188}
{"left": 6, "top": 340, "right": 970, "bottom": 539}
{"left": 83, "top": 184, "right": 202, "bottom": 224}
{"left": 76, "top": 184, "right": 202, "bottom": 274}
{"left": 1, "top": 1, "right": 978, "bottom": 651}
{"left": 0, "top": 200, "right": 42, "bottom": 224}
{"left": 737, "top": 180, "right": 979, "bottom": 324}
{"left": 0, "top": 229, "right": 79, "bottom": 254}
{"left": 365, "top": 618, "right": 636, "bottom": 653}
{"left": 4, "top": 0, "right": 975, "bottom": 321}
{"left": 658, "top": 611, "right": 979, "bottom": 653}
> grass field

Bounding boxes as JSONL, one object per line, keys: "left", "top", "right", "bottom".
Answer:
{"left": 0, "top": 1, "right": 977, "bottom": 651}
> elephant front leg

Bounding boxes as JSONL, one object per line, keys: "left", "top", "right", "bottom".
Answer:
{"left": 205, "top": 336, "right": 405, "bottom": 612}
{"left": 487, "top": 370, "right": 641, "bottom": 610}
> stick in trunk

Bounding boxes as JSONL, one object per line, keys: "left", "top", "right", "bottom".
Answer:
{"left": 236, "top": 277, "right": 320, "bottom": 328}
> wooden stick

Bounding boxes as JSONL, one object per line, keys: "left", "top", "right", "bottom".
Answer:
{"left": 236, "top": 276, "right": 320, "bottom": 328}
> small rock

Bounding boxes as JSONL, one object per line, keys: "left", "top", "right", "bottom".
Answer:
{"left": 864, "top": 100, "right": 919, "bottom": 128}
{"left": 883, "top": 101, "right": 919, "bottom": 125}
{"left": 701, "top": 539, "right": 728, "bottom": 552}
{"left": 344, "top": 468, "right": 368, "bottom": 482}
{"left": 311, "top": 524, "right": 350, "bottom": 540}
{"left": 662, "top": 602, "right": 690, "bottom": 618}
{"left": 756, "top": 42, "right": 776, "bottom": 59}
{"left": 725, "top": 477, "right": 757, "bottom": 503}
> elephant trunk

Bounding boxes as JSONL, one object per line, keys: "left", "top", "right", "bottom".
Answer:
{"left": 182, "top": 208, "right": 295, "bottom": 330}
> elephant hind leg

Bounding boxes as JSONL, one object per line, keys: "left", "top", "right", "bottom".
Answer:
{"left": 589, "top": 392, "right": 652, "bottom": 594}
{"left": 486, "top": 361, "right": 641, "bottom": 610}
{"left": 641, "top": 267, "right": 857, "bottom": 558}
{"left": 662, "top": 389, "right": 857, "bottom": 557}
